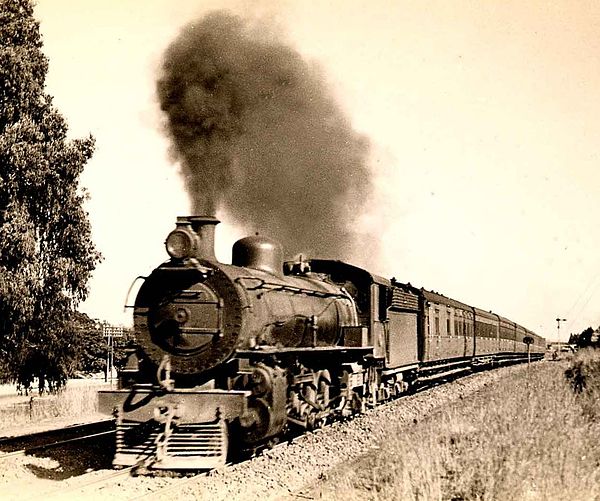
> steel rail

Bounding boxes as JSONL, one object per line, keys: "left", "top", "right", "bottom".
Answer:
{"left": 25, "top": 466, "right": 137, "bottom": 501}
{"left": 0, "top": 428, "right": 116, "bottom": 460}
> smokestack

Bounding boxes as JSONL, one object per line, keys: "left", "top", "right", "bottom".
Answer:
{"left": 170, "top": 215, "right": 220, "bottom": 261}
{"left": 188, "top": 215, "right": 219, "bottom": 261}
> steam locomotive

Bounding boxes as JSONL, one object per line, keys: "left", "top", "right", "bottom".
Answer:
{"left": 98, "top": 216, "right": 546, "bottom": 470}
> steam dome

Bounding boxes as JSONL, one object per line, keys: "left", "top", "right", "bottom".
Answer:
{"left": 232, "top": 236, "right": 283, "bottom": 275}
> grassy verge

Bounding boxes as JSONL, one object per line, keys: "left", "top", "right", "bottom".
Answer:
{"left": 0, "top": 381, "right": 105, "bottom": 434}
{"left": 310, "top": 356, "right": 600, "bottom": 501}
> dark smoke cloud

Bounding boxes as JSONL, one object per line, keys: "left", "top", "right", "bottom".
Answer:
{"left": 157, "top": 11, "right": 375, "bottom": 261}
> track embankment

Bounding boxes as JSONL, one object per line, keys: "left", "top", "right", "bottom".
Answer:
{"left": 289, "top": 359, "right": 598, "bottom": 501}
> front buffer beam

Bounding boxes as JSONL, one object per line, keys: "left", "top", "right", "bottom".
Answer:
{"left": 98, "top": 386, "right": 250, "bottom": 469}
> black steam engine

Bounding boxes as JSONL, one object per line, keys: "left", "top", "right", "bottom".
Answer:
{"left": 99, "top": 216, "right": 546, "bottom": 469}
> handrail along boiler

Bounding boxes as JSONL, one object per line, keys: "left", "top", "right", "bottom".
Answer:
{"left": 98, "top": 216, "right": 545, "bottom": 469}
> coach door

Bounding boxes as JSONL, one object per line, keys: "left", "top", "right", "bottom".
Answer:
{"left": 387, "top": 311, "right": 418, "bottom": 367}
{"left": 370, "top": 284, "right": 387, "bottom": 359}
{"left": 386, "top": 286, "right": 419, "bottom": 367}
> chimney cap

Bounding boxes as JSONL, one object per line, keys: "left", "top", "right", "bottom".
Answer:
{"left": 188, "top": 215, "right": 220, "bottom": 225}
{"left": 175, "top": 215, "right": 221, "bottom": 226}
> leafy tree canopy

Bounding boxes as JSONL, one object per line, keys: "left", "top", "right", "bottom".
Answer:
{"left": 571, "top": 327, "right": 599, "bottom": 349}
{"left": 0, "top": 0, "right": 100, "bottom": 392}
{"left": 69, "top": 312, "right": 135, "bottom": 376}
{"left": 69, "top": 311, "right": 107, "bottom": 375}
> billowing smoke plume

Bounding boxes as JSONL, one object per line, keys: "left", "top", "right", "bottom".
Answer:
{"left": 157, "top": 11, "right": 375, "bottom": 260}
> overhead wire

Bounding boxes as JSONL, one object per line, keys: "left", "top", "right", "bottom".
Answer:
{"left": 563, "top": 268, "right": 600, "bottom": 335}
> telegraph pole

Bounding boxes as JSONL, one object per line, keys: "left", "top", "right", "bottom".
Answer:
{"left": 102, "top": 324, "right": 124, "bottom": 382}
{"left": 556, "top": 317, "right": 567, "bottom": 342}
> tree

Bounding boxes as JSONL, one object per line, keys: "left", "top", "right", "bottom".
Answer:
{"left": 68, "top": 312, "right": 135, "bottom": 376}
{"left": 575, "top": 327, "right": 595, "bottom": 349}
{"left": 69, "top": 312, "right": 107, "bottom": 375}
{"left": 0, "top": 0, "right": 100, "bottom": 392}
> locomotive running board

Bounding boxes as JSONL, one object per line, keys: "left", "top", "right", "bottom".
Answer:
{"left": 236, "top": 346, "right": 373, "bottom": 363}
{"left": 237, "top": 346, "right": 373, "bottom": 355}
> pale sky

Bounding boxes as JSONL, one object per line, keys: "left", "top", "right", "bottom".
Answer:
{"left": 33, "top": 0, "right": 600, "bottom": 341}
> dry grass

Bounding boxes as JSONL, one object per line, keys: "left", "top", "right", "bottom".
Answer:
{"left": 565, "top": 348, "right": 600, "bottom": 423}
{"left": 316, "top": 356, "right": 600, "bottom": 501}
{"left": 0, "top": 380, "right": 105, "bottom": 434}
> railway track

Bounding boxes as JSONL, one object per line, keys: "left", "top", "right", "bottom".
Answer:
{"left": 0, "top": 419, "right": 115, "bottom": 459}
{"left": 1, "top": 363, "right": 539, "bottom": 501}
{"left": 23, "top": 465, "right": 136, "bottom": 501}
{"left": 109, "top": 366, "right": 505, "bottom": 500}
{"left": 114, "top": 366, "right": 498, "bottom": 500}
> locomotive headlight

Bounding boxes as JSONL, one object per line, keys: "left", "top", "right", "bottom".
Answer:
{"left": 165, "top": 229, "right": 195, "bottom": 259}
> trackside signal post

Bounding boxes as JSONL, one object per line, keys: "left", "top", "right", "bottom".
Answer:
{"left": 103, "top": 325, "right": 123, "bottom": 382}
{"left": 523, "top": 336, "right": 534, "bottom": 364}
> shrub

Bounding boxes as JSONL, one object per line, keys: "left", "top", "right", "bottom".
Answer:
{"left": 564, "top": 348, "right": 600, "bottom": 393}
{"left": 564, "top": 348, "right": 600, "bottom": 421}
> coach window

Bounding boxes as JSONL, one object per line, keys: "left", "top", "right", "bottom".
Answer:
{"left": 446, "top": 310, "right": 451, "bottom": 337}
{"left": 370, "top": 285, "right": 389, "bottom": 322}
{"left": 378, "top": 285, "right": 388, "bottom": 321}
{"left": 434, "top": 308, "right": 440, "bottom": 336}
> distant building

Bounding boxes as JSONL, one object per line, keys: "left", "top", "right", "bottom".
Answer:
{"left": 547, "top": 342, "right": 576, "bottom": 353}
